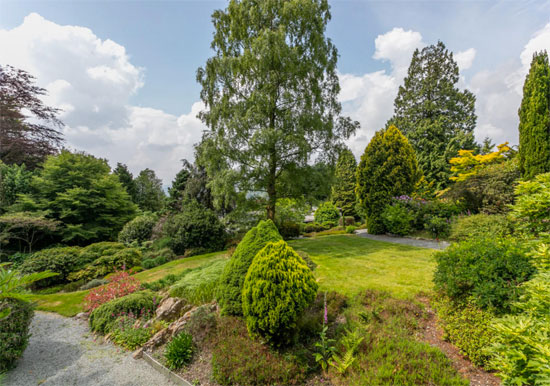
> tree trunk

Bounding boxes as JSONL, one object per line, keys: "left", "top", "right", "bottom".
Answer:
{"left": 266, "top": 152, "right": 277, "bottom": 220}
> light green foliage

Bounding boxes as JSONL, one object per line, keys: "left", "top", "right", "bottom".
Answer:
{"left": 217, "top": 220, "right": 282, "bottom": 315}
{"left": 111, "top": 316, "right": 153, "bottom": 350}
{"left": 519, "top": 51, "right": 550, "bottom": 179}
{"left": 331, "top": 149, "right": 358, "bottom": 217}
{"left": 196, "top": 0, "right": 358, "bottom": 219}
{"left": 345, "top": 225, "right": 356, "bottom": 234}
{"left": 450, "top": 213, "right": 511, "bottom": 241}
{"left": 169, "top": 259, "right": 227, "bottom": 305}
{"left": 134, "top": 168, "right": 165, "bottom": 212}
{"left": 314, "top": 201, "right": 340, "bottom": 224}
{"left": 274, "top": 198, "right": 309, "bottom": 226}
{"left": 0, "top": 161, "right": 33, "bottom": 214}
{"left": 19, "top": 246, "right": 83, "bottom": 287}
{"left": 433, "top": 295, "right": 495, "bottom": 366}
{"left": 388, "top": 41, "right": 477, "bottom": 189}
{"left": 89, "top": 291, "right": 155, "bottom": 334}
{"left": 356, "top": 126, "right": 420, "bottom": 234}
{"left": 0, "top": 262, "right": 57, "bottom": 304}
{"left": 118, "top": 213, "right": 158, "bottom": 245}
{"left": 16, "top": 151, "right": 136, "bottom": 243}
{"left": 381, "top": 204, "right": 414, "bottom": 236}
{"left": 529, "top": 243, "right": 550, "bottom": 271}
{"left": 165, "top": 332, "right": 194, "bottom": 370}
{"left": 68, "top": 248, "right": 141, "bottom": 282}
{"left": 510, "top": 172, "right": 550, "bottom": 236}
{"left": 242, "top": 240, "right": 318, "bottom": 344}
{"left": 162, "top": 199, "right": 226, "bottom": 255}
{"left": 329, "top": 328, "right": 363, "bottom": 374}
{"left": 488, "top": 272, "right": 550, "bottom": 385}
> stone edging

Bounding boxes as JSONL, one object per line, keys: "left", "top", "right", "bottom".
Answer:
{"left": 141, "top": 350, "right": 193, "bottom": 386}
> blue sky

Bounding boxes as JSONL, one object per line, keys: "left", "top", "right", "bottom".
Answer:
{"left": 1, "top": 0, "right": 550, "bottom": 184}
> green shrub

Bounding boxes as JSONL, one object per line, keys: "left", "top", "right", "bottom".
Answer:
{"left": 0, "top": 299, "right": 33, "bottom": 372}
{"left": 79, "top": 278, "right": 108, "bottom": 291}
{"left": 346, "top": 225, "right": 357, "bottom": 234}
{"left": 19, "top": 246, "right": 82, "bottom": 288}
{"left": 169, "top": 259, "right": 226, "bottom": 305}
{"left": 217, "top": 220, "right": 282, "bottom": 315}
{"left": 321, "top": 220, "right": 337, "bottom": 229}
{"left": 434, "top": 238, "right": 534, "bottom": 313}
{"left": 433, "top": 295, "right": 495, "bottom": 366}
{"left": 211, "top": 317, "right": 306, "bottom": 385}
{"left": 68, "top": 248, "right": 141, "bottom": 282}
{"left": 424, "top": 216, "right": 451, "bottom": 239}
{"left": 277, "top": 221, "right": 301, "bottom": 239}
{"left": 450, "top": 213, "right": 512, "bottom": 241}
{"left": 487, "top": 271, "right": 550, "bottom": 386}
{"left": 89, "top": 291, "right": 156, "bottom": 334}
{"left": 242, "top": 240, "right": 318, "bottom": 344}
{"left": 165, "top": 332, "right": 194, "bottom": 370}
{"left": 510, "top": 172, "right": 550, "bottom": 237}
{"left": 118, "top": 213, "right": 157, "bottom": 245}
{"left": 314, "top": 201, "right": 340, "bottom": 224}
{"left": 381, "top": 204, "right": 414, "bottom": 236}
{"left": 78, "top": 242, "right": 125, "bottom": 264}
{"left": 339, "top": 216, "right": 356, "bottom": 227}
{"left": 111, "top": 316, "right": 153, "bottom": 350}
{"left": 141, "top": 248, "right": 175, "bottom": 269}
{"left": 303, "top": 222, "right": 327, "bottom": 233}
{"left": 163, "top": 200, "right": 226, "bottom": 255}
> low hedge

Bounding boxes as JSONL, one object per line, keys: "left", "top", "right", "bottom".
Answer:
{"left": 0, "top": 299, "right": 34, "bottom": 372}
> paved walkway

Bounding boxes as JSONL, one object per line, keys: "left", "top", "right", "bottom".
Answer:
{"left": 5, "top": 312, "right": 175, "bottom": 386}
{"left": 356, "top": 229, "right": 449, "bottom": 250}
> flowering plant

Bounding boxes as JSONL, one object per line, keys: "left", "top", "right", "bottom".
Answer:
{"left": 83, "top": 270, "right": 141, "bottom": 311}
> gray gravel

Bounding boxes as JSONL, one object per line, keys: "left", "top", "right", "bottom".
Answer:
{"left": 5, "top": 312, "right": 176, "bottom": 386}
{"left": 356, "top": 229, "right": 450, "bottom": 250}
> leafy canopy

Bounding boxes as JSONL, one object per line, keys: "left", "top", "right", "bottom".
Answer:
{"left": 197, "top": 0, "right": 358, "bottom": 219}
{"left": 449, "top": 142, "right": 514, "bottom": 182}
{"left": 388, "top": 41, "right": 477, "bottom": 189}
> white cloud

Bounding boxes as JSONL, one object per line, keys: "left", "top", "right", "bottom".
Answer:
{"left": 455, "top": 48, "right": 476, "bottom": 70}
{"left": 0, "top": 13, "right": 205, "bottom": 185}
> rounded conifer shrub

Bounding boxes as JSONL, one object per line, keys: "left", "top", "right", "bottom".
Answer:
{"left": 217, "top": 219, "right": 282, "bottom": 316}
{"left": 118, "top": 213, "right": 157, "bottom": 245}
{"left": 242, "top": 240, "right": 318, "bottom": 344}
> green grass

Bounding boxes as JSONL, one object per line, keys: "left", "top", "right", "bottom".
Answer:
{"left": 29, "top": 251, "right": 228, "bottom": 316}
{"left": 289, "top": 234, "right": 435, "bottom": 298}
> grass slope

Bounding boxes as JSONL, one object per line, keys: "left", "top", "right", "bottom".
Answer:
{"left": 289, "top": 234, "right": 435, "bottom": 298}
{"left": 29, "top": 251, "right": 227, "bottom": 316}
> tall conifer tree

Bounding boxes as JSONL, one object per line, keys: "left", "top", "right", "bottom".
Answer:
{"left": 331, "top": 148, "right": 357, "bottom": 217}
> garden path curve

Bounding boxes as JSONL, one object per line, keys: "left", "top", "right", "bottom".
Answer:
{"left": 356, "top": 229, "right": 450, "bottom": 250}
{"left": 5, "top": 311, "right": 176, "bottom": 386}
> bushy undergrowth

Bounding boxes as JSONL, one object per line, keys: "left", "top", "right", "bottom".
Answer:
{"left": 141, "top": 248, "right": 176, "bottom": 269}
{"left": 242, "top": 240, "right": 318, "bottom": 344}
{"left": 434, "top": 237, "right": 534, "bottom": 313}
{"left": 169, "top": 259, "right": 226, "bottom": 305}
{"left": 84, "top": 270, "right": 141, "bottom": 311}
{"left": 381, "top": 204, "right": 414, "bottom": 236}
{"left": 165, "top": 332, "right": 194, "bottom": 370}
{"left": 217, "top": 219, "right": 282, "bottom": 315}
{"left": 19, "top": 246, "right": 82, "bottom": 288}
{"left": 450, "top": 213, "right": 512, "bottom": 241}
{"left": 510, "top": 172, "right": 550, "bottom": 237}
{"left": 432, "top": 295, "right": 495, "bottom": 366}
{"left": 89, "top": 291, "right": 156, "bottom": 334}
{"left": 78, "top": 242, "right": 125, "bottom": 264}
{"left": 211, "top": 317, "right": 307, "bottom": 385}
{"left": 69, "top": 248, "right": 141, "bottom": 282}
{"left": 314, "top": 201, "right": 340, "bottom": 224}
{"left": 111, "top": 315, "right": 153, "bottom": 350}
{"left": 0, "top": 299, "right": 33, "bottom": 372}
{"left": 118, "top": 213, "right": 157, "bottom": 245}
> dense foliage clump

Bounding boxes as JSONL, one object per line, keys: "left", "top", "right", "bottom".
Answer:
{"left": 165, "top": 332, "right": 194, "bottom": 370}
{"left": 356, "top": 126, "right": 420, "bottom": 234}
{"left": 19, "top": 246, "right": 82, "bottom": 288}
{"left": 331, "top": 148, "right": 358, "bottom": 217}
{"left": 242, "top": 240, "right": 318, "bottom": 344}
{"left": 0, "top": 299, "right": 33, "bottom": 372}
{"left": 314, "top": 201, "right": 340, "bottom": 225}
{"left": 510, "top": 172, "right": 550, "bottom": 237}
{"left": 169, "top": 259, "right": 226, "bottom": 305}
{"left": 217, "top": 220, "right": 282, "bottom": 315}
{"left": 118, "top": 213, "right": 158, "bottom": 246}
{"left": 68, "top": 248, "right": 141, "bottom": 282}
{"left": 434, "top": 237, "right": 534, "bottom": 313}
{"left": 450, "top": 213, "right": 511, "bottom": 241}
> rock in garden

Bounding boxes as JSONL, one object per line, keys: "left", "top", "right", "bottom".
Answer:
{"left": 155, "top": 297, "right": 189, "bottom": 321}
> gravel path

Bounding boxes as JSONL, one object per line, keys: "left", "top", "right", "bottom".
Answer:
{"left": 5, "top": 312, "right": 176, "bottom": 386}
{"left": 356, "top": 229, "right": 449, "bottom": 250}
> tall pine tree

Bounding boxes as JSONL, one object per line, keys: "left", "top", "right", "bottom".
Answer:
{"left": 518, "top": 51, "right": 550, "bottom": 179}
{"left": 331, "top": 148, "right": 357, "bottom": 217}
{"left": 388, "top": 41, "right": 477, "bottom": 189}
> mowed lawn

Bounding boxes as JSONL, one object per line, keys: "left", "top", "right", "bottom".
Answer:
{"left": 289, "top": 234, "right": 436, "bottom": 298}
{"left": 29, "top": 251, "right": 228, "bottom": 316}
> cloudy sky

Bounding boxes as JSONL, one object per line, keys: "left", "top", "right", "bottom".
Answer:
{"left": 1, "top": 1, "right": 549, "bottom": 185}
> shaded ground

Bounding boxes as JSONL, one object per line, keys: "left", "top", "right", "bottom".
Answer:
{"left": 5, "top": 312, "right": 175, "bottom": 386}
{"left": 356, "top": 229, "right": 450, "bottom": 250}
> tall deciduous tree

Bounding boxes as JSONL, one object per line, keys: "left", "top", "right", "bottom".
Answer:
{"left": 134, "top": 169, "right": 165, "bottom": 212}
{"left": 197, "top": 0, "right": 358, "bottom": 220}
{"left": 388, "top": 41, "right": 477, "bottom": 189}
{"left": 518, "top": 51, "right": 550, "bottom": 179}
{"left": 331, "top": 148, "right": 357, "bottom": 217}
{"left": 356, "top": 126, "right": 420, "bottom": 234}
{"left": 0, "top": 65, "right": 64, "bottom": 168}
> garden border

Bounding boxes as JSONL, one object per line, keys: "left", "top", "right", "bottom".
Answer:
{"left": 141, "top": 350, "right": 193, "bottom": 386}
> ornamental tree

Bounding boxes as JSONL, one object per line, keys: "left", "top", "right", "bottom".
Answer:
{"left": 387, "top": 41, "right": 477, "bottom": 189}
{"left": 356, "top": 125, "right": 420, "bottom": 234}
{"left": 0, "top": 212, "right": 58, "bottom": 253}
{"left": 518, "top": 51, "right": 550, "bottom": 179}
{"left": 197, "top": 0, "right": 358, "bottom": 220}
{"left": 331, "top": 148, "right": 358, "bottom": 217}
